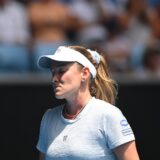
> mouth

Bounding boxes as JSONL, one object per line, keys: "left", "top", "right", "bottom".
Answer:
{"left": 52, "top": 83, "right": 61, "bottom": 91}
{"left": 55, "top": 86, "right": 61, "bottom": 91}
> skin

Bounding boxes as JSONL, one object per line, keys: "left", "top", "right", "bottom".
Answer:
{"left": 39, "top": 62, "right": 140, "bottom": 160}
{"left": 51, "top": 62, "right": 91, "bottom": 114}
{"left": 114, "top": 141, "right": 140, "bottom": 160}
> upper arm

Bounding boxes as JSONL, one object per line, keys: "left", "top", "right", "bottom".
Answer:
{"left": 114, "top": 141, "right": 140, "bottom": 160}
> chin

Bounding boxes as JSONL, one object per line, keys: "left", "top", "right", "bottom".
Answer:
{"left": 55, "top": 94, "right": 65, "bottom": 99}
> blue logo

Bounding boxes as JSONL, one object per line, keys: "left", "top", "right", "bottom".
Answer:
{"left": 120, "top": 119, "right": 128, "bottom": 126}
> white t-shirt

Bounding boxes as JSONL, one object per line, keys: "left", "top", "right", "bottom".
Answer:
{"left": 37, "top": 97, "right": 135, "bottom": 160}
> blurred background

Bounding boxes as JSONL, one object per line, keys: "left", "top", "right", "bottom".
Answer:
{"left": 0, "top": 0, "right": 160, "bottom": 160}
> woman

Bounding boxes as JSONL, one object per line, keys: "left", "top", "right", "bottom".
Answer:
{"left": 37, "top": 45, "right": 140, "bottom": 160}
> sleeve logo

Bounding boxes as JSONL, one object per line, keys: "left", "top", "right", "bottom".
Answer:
{"left": 120, "top": 119, "right": 128, "bottom": 126}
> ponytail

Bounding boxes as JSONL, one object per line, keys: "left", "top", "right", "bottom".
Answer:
{"left": 91, "top": 55, "right": 118, "bottom": 105}
{"left": 68, "top": 45, "right": 118, "bottom": 105}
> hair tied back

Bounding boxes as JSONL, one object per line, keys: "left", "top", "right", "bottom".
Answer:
{"left": 87, "top": 49, "right": 100, "bottom": 64}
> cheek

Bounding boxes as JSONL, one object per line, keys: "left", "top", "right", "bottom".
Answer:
{"left": 62, "top": 72, "right": 81, "bottom": 87}
{"left": 67, "top": 76, "right": 81, "bottom": 86}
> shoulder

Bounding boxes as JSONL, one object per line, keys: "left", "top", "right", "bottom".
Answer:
{"left": 42, "top": 105, "right": 64, "bottom": 122}
{"left": 92, "top": 98, "right": 122, "bottom": 116}
{"left": 90, "top": 98, "right": 125, "bottom": 124}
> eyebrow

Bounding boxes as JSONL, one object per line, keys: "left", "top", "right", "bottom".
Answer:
{"left": 51, "top": 62, "right": 73, "bottom": 68}
{"left": 50, "top": 63, "right": 73, "bottom": 72}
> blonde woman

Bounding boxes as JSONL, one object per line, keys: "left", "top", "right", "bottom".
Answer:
{"left": 37, "top": 46, "right": 140, "bottom": 160}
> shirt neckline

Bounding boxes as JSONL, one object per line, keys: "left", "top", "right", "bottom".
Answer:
{"left": 61, "top": 97, "right": 95, "bottom": 124}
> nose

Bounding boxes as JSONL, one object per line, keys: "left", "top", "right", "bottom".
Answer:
{"left": 51, "top": 72, "right": 59, "bottom": 90}
{"left": 51, "top": 71, "right": 59, "bottom": 83}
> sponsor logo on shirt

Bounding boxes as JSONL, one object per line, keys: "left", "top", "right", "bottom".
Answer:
{"left": 120, "top": 119, "right": 128, "bottom": 126}
{"left": 120, "top": 119, "right": 133, "bottom": 136}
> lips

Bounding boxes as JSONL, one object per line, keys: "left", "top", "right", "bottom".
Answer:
{"left": 55, "top": 86, "right": 61, "bottom": 90}
{"left": 52, "top": 83, "right": 61, "bottom": 92}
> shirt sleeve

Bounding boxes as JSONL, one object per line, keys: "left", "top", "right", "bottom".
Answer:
{"left": 104, "top": 107, "right": 135, "bottom": 149}
{"left": 36, "top": 109, "right": 51, "bottom": 153}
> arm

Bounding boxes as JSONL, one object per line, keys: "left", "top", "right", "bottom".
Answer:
{"left": 114, "top": 141, "right": 140, "bottom": 160}
{"left": 39, "top": 152, "right": 45, "bottom": 160}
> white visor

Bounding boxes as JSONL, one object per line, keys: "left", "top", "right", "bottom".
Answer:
{"left": 38, "top": 46, "right": 97, "bottom": 78}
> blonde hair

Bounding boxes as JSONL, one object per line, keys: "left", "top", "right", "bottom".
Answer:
{"left": 68, "top": 46, "right": 118, "bottom": 105}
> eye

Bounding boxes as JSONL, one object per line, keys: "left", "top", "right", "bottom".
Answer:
{"left": 50, "top": 69, "right": 55, "bottom": 76}
{"left": 51, "top": 67, "right": 67, "bottom": 76}
{"left": 58, "top": 68, "right": 67, "bottom": 74}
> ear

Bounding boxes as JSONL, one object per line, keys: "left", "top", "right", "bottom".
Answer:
{"left": 81, "top": 67, "right": 90, "bottom": 81}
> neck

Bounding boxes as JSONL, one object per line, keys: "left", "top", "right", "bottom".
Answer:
{"left": 64, "top": 92, "right": 92, "bottom": 119}
{"left": 63, "top": 78, "right": 92, "bottom": 119}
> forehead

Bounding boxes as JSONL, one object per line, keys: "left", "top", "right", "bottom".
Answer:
{"left": 51, "top": 61, "right": 70, "bottom": 68}
{"left": 50, "top": 61, "right": 83, "bottom": 70}
{"left": 51, "top": 61, "right": 77, "bottom": 70}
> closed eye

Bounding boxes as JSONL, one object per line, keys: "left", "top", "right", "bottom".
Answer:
{"left": 51, "top": 67, "right": 67, "bottom": 76}
{"left": 50, "top": 62, "right": 73, "bottom": 76}
{"left": 58, "top": 68, "right": 67, "bottom": 74}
